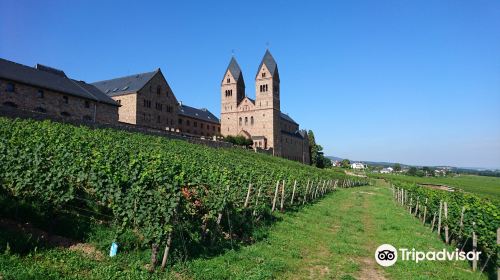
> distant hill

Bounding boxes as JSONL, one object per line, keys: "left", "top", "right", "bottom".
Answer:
{"left": 326, "top": 156, "right": 403, "bottom": 168}
{"left": 326, "top": 156, "right": 500, "bottom": 174}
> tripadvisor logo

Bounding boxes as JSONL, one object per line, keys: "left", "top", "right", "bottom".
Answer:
{"left": 375, "top": 244, "right": 481, "bottom": 267}
{"left": 375, "top": 244, "right": 397, "bottom": 267}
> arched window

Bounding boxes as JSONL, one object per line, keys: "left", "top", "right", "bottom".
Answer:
{"left": 157, "top": 85, "right": 161, "bottom": 95}
{"left": 245, "top": 117, "right": 248, "bottom": 125}
{"left": 227, "top": 78, "right": 230, "bottom": 83}
{"left": 265, "top": 84, "right": 268, "bottom": 92}
{"left": 250, "top": 116, "right": 254, "bottom": 125}
{"left": 239, "top": 117, "right": 242, "bottom": 126}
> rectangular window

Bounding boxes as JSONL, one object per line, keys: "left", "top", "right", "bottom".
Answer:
{"left": 6, "top": 83, "right": 15, "bottom": 92}
{"left": 37, "top": 89, "right": 44, "bottom": 98}
{"left": 63, "top": 96, "right": 69, "bottom": 104}
{"left": 157, "top": 115, "right": 161, "bottom": 123}
{"left": 178, "top": 118, "right": 183, "bottom": 124}
{"left": 186, "top": 120, "right": 190, "bottom": 126}
{"left": 85, "top": 100, "right": 90, "bottom": 108}
{"left": 194, "top": 121, "right": 197, "bottom": 127}
{"left": 201, "top": 123, "right": 204, "bottom": 129}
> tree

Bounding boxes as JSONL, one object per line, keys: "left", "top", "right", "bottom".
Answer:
{"left": 393, "top": 163, "right": 402, "bottom": 172}
{"left": 407, "top": 166, "right": 417, "bottom": 176}
{"left": 225, "top": 135, "right": 253, "bottom": 147}
{"left": 308, "top": 130, "right": 319, "bottom": 166}
{"left": 422, "top": 166, "right": 434, "bottom": 177}
{"left": 415, "top": 170, "right": 425, "bottom": 177}
{"left": 323, "top": 157, "right": 333, "bottom": 168}
{"left": 341, "top": 159, "right": 351, "bottom": 168}
{"left": 307, "top": 130, "right": 331, "bottom": 169}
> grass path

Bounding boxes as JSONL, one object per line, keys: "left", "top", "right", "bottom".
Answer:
{"left": 0, "top": 180, "right": 487, "bottom": 279}
{"left": 177, "top": 180, "right": 485, "bottom": 279}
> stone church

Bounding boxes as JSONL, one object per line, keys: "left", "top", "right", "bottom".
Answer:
{"left": 220, "top": 50, "right": 310, "bottom": 164}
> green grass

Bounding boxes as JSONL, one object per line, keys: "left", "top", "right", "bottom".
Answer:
{"left": 177, "top": 180, "right": 486, "bottom": 279}
{"left": 0, "top": 181, "right": 489, "bottom": 279}
{"left": 375, "top": 174, "right": 500, "bottom": 201}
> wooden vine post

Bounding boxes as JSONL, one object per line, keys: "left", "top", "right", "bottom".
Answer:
{"left": 161, "top": 230, "right": 173, "bottom": 271}
{"left": 459, "top": 206, "right": 465, "bottom": 239}
{"left": 431, "top": 212, "right": 436, "bottom": 231}
{"left": 497, "top": 228, "right": 499, "bottom": 278}
{"left": 243, "top": 183, "right": 252, "bottom": 208}
{"left": 444, "top": 202, "right": 449, "bottom": 244}
{"left": 401, "top": 189, "right": 404, "bottom": 205}
{"left": 422, "top": 198, "right": 427, "bottom": 224}
{"left": 414, "top": 197, "right": 419, "bottom": 216}
{"left": 290, "top": 180, "right": 297, "bottom": 205}
{"left": 280, "top": 180, "right": 286, "bottom": 211}
{"left": 303, "top": 180, "right": 310, "bottom": 205}
{"left": 437, "top": 201, "right": 443, "bottom": 236}
{"left": 472, "top": 222, "right": 477, "bottom": 271}
{"left": 253, "top": 186, "right": 262, "bottom": 216}
{"left": 217, "top": 184, "right": 231, "bottom": 225}
{"left": 271, "top": 180, "right": 280, "bottom": 212}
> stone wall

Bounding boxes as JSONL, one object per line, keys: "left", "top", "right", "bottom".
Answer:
{"left": 0, "top": 105, "right": 232, "bottom": 150}
{"left": 0, "top": 78, "right": 119, "bottom": 124}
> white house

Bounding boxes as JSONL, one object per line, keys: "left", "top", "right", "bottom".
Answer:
{"left": 380, "top": 167, "right": 394, "bottom": 174}
{"left": 351, "top": 162, "right": 366, "bottom": 169}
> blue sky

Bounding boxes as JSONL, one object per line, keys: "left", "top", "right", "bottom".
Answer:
{"left": 1, "top": 0, "right": 499, "bottom": 168}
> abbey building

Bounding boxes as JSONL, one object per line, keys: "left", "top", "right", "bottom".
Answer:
{"left": 220, "top": 50, "right": 310, "bottom": 164}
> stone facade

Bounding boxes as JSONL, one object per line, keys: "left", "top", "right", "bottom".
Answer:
{"left": 0, "top": 78, "right": 119, "bottom": 124}
{"left": 108, "top": 71, "right": 178, "bottom": 131}
{"left": 220, "top": 51, "right": 310, "bottom": 164}
{"left": 177, "top": 114, "right": 220, "bottom": 138}
{"left": 93, "top": 69, "right": 220, "bottom": 138}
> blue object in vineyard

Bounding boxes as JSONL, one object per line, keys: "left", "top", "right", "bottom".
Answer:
{"left": 109, "top": 242, "right": 118, "bottom": 257}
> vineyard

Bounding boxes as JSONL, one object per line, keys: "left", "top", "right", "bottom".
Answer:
{"left": 389, "top": 179, "right": 500, "bottom": 274}
{"left": 0, "top": 117, "right": 368, "bottom": 272}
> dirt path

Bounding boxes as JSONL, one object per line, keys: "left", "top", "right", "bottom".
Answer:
{"left": 357, "top": 191, "right": 388, "bottom": 280}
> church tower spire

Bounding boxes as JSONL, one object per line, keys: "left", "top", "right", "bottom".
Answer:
{"left": 221, "top": 57, "right": 245, "bottom": 113}
{"left": 255, "top": 49, "right": 280, "bottom": 110}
